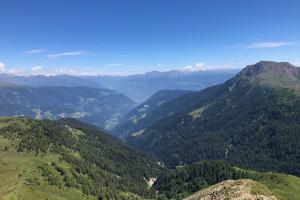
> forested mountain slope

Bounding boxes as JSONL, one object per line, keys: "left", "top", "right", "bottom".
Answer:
{"left": 0, "top": 117, "right": 160, "bottom": 199}
{"left": 1, "top": 117, "right": 299, "bottom": 200}
{"left": 128, "top": 61, "right": 300, "bottom": 176}
{"left": 154, "top": 160, "right": 300, "bottom": 200}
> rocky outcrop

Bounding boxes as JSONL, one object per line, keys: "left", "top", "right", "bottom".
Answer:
{"left": 184, "top": 179, "right": 277, "bottom": 200}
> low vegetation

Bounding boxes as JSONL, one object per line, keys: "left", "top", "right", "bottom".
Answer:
{"left": 0, "top": 117, "right": 160, "bottom": 199}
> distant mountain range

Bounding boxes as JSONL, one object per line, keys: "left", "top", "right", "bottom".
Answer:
{"left": 0, "top": 69, "right": 238, "bottom": 103}
{"left": 0, "top": 84, "right": 136, "bottom": 129}
{"left": 125, "top": 61, "right": 300, "bottom": 176}
{"left": 87, "top": 69, "right": 238, "bottom": 102}
{"left": 0, "top": 69, "right": 237, "bottom": 130}
{"left": 0, "top": 74, "right": 103, "bottom": 88}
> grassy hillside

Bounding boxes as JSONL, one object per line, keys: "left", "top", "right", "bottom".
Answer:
{"left": 243, "top": 169, "right": 300, "bottom": 200}
{"left": 0, "top": 117, "right": 160, "bottom": 200}
{"left": 0, "top": 136, "right": 96, "bottom": 200}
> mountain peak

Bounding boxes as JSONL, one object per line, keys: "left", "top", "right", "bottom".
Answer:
{"left": 238, "top": 61, "right": 300, "bottom": 80}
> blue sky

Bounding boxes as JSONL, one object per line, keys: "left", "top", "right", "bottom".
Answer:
{"left": 0, "top": 0, "right": 299, "bottom": 75}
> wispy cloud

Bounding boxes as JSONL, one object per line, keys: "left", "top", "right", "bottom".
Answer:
{"left": 47, "top": 51, "right": 86, "bottom": 59}
{"left": 181, "top": 63, "right": 206, "bottom": 71}
{"left": 104, "top": 63, "right": 124, "bottom": 67}
{"left": 6, "top": 68, "right": 26, "bottom": 75}
{"left": 52, "top": 67, "right": 103, "bottom": 76}
{"left": 246, "top": 41, "right": 294, "bottom": 48}
{"left": 181, "top": 62, "right": 231, "bottom": 72}
{"left": 0, "top": 62, "right": 6, "bottom": 72}
{"left": 24, "top": 49, "right": 45, "bottom": 54}
{"left": 233, "top": 41, "right": 294, "bottom": 49}
{"left": 292, "top": 62, "right": 300, "bottom": 67}
{"left": 31, "top": 66, "right": 43, "bottom": 71}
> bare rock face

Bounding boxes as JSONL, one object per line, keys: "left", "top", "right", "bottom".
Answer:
{"left": 184, "top": 179, "right": 277, "bottom": 200}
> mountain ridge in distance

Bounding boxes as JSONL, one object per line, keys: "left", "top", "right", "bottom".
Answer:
{"left": 0, "top": 69, "right": 238, "bottom": 103}
{"left": 85, "top": 69, "right": 238, "bottom": 102}
{"left": 0, "top": 74, "right": 104, "bottom": 88}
